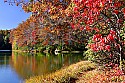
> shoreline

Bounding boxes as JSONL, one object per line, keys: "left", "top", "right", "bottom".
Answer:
{"left": 25, "top": 61, "right": 96, "bottom": 83}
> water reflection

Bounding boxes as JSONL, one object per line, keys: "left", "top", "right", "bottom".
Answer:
{"left": 0, "top": 52, "right": 85, "bottom": 83}
{"left": 0, "top": 53, "right": 23, "bottom": 83}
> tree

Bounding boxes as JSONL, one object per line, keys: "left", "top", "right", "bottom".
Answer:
{"left": 7, "top": 0, "right": 87, "bottom": 51}
{"left": 68, "top": 0, "right": 125, "bottom": 66}
{"left": 0, "top": 30, "right": 11, "bottom": 50}
{"left": 6, "top": 0, "right": 125, "bottom": 66}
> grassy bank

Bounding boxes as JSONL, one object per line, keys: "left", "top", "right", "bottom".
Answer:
{"left": 25, "top": 61, "right": 96, "bottom": 83}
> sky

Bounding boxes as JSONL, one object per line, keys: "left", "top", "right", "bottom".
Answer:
{"left": 0, "top": 1, "right": 31, "bottom": 30}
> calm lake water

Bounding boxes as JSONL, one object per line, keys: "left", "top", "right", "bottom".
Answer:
{"left": 0, "top": 51, "right": 85, "bottom": 83}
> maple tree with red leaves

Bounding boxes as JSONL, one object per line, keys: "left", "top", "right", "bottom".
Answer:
{"left": 67, "top": 0, "right": 125, "bottom": 65}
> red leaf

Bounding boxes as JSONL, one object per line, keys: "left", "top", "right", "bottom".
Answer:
{"left": 105, "top": 45, "right": 111, "bottom": 51}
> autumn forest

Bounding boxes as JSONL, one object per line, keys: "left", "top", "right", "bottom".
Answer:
{"left": 1, "top": 0, "right": 125, "bottom": 82}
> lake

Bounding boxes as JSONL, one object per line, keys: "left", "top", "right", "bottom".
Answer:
{"left": 0, "top": 51, "right": 85, "bottom": 83}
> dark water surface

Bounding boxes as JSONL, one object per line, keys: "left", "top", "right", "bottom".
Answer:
{"left": 0, "top": 52, "right": 85, "bottom": 83}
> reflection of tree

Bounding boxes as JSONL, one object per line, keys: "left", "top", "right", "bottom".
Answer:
{"left": 0, "top": 53, "right": 11, "bottom": 65}
{"left": 10, "top": 52, "right": 84, "bottom": 79}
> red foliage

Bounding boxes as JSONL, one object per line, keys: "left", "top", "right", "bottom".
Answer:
{"left": 105, "top": 45, "right": 111, "bottom": 52}
{"left": 107, "top": 34, "right": 115, "bottom": 41}
{"left": 92, "top": 34, "right": 102, "bottom": 42}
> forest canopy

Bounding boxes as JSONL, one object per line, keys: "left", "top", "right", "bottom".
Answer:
{"left": 4, "top": 0, "right": 125, "bottom": 65}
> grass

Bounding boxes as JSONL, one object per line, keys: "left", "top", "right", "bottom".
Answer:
{"left": 25, "top": 61, "right": 96, "bottom": 83}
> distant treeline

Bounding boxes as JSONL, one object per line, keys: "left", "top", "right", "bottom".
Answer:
{"left": 0, "top": 30, "right": 12, "bottom": 50}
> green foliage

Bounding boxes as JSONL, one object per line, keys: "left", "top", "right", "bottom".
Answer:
{"left": 0, "top": 30, "right": 11, "bottom": 50}
{"left": 84, "top": 49, "right": 96, "bottom": 61}
{"left": 120, "top": 21, "right": 125, "bottom": 41}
